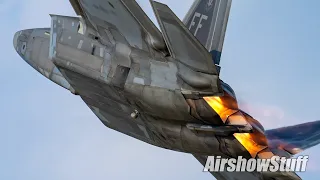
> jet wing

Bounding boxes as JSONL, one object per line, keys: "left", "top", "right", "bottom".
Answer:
{"left": 150, "top": 1, "right": 218, "bottom": 75}
{"left": 69, "top": 0, "right": 165, "bottom": 51}
{"left": 193, "top": 154, "right": 302, "bottom": 180}
{"left": 57, "top": 65, "right": 157, "bottom": 146}
{"left": 81, "top": 96, "right": 156, "bottom": 145}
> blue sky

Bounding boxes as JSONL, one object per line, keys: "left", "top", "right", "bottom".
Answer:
{"left": 1, "top": 0, "right": 320, "bottom": 179}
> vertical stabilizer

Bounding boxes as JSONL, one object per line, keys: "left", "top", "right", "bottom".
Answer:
{"left": 183, "top": 0, "right": 232, "bottom": 65}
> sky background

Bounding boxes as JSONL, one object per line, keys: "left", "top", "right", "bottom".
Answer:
{"left": 1, "top": 0, "right": 320, "bottom": 179}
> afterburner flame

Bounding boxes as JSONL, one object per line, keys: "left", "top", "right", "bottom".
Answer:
{"left": 203, "top": 96, "right": 237, "bottom": 122}
{"left": 203, "top": 95, "right": 268, "bottom": 158}
{"left": 203, "top": 97, "right": 225, "bottom": 117}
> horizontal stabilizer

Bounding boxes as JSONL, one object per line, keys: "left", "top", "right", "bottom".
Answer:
{"left": 266, "top": 120, "right": 320, "bottom": 155}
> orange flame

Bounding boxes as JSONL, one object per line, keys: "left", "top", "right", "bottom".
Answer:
{"left": 203, "top": 95, "right": 268, "bottom": 158}
{"left": 203, "top": 96, "right": 237, "bottom": 122}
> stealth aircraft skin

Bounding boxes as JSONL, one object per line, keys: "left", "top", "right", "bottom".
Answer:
{"left": 13, "top": 0, "right": 320, "bottom": 179}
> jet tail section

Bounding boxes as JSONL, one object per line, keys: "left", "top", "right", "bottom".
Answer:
{"left": 266, "top": 120, "right": 320, "bottom": 156}
{"left": 183, "top": 0, "right": 232, "bottom": 65}
{"left": 150, "top": 0, "right": 217, "bottom": 75}
{"left": 150, "top": 0, "right": 223, "bottom": 97}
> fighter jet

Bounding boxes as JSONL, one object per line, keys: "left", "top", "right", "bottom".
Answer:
{"left": 13, "top": 0, "right": 320, "bottom": 179}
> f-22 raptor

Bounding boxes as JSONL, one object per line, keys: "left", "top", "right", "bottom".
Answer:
{"left": 13, "top": 0, "right": 320, "bottom": 179}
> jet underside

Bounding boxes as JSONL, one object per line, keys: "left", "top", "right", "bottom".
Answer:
{"left": 13, "top": 0, "right": 320, "bottom": 179}
{"left": 50, "top": 14, "right": 244, "bottom": 156}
